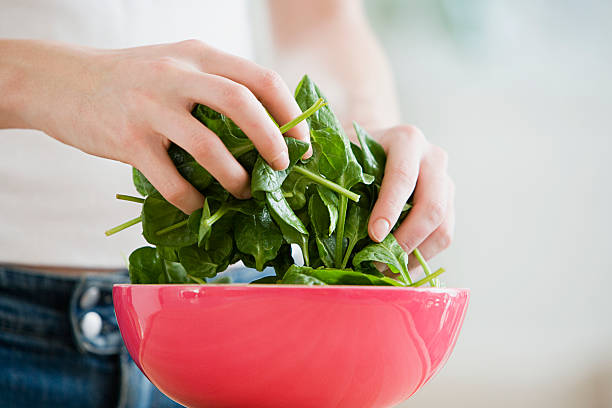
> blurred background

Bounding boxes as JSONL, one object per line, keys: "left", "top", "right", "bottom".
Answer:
{"left": 2, "top": 0, "right": 610, "bottom": 406}
{"left": 357, "top": 1, "right": 612, "bottom": 407}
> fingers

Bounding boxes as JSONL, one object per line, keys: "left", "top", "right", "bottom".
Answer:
{"left": 175, "top": 40, "right": 311, "bottom": 157}
{"left": 151, "top": 109, "right": 251, "bottom": 199}
{"left": 368, "top": 126, "right": 425, "bottom": 242}
{"left": 134, "top": 143, "right": 204, "bottom": 214}
{"left": 407, "top": 179, "right": 455, "bottom": 271}
{"left": 394, "top": 145, "right": 450, "bottom": 254}
{"left": 205, "top": 54, "right": 312, "bottom": 157}
{"left": 185, "top": 72, "right": 290, "bottom": 170}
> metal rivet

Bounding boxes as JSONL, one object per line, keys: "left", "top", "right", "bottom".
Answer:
{"left": 79, "top": 286, "right": 101, "bottom": 309}
{"left": 80, "top": 311, "right": 103, "bottom": 340}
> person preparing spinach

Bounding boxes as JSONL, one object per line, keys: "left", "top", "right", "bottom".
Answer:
{"left": 0, "top": 1, "right": 454, "bottom": 407}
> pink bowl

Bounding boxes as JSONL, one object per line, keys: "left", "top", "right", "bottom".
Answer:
{"left": 113, "top": 284, "right": 469, "bottom": 408}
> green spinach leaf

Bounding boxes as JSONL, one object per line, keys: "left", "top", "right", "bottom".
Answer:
{"left": 316, "top": 186, "right": 339, "bottom": 236}
{"left": 266, "top": 189, "right": 310, "bottom": 265}
{"left": 310, "top": 128, "right": 347, "bottom": 180}
{"left": 178, "top": 245, "right": 219, "bottom": 278}
{"left": 251, "top": 137, "right": 309, "bottom": 200}
{"left": 353, "top": 233, "right": 411, "bottom": 284}
{"left": 353, "top": 122, "right": 386, "bottom": 184}
{"left": 234, "top": 207, "right": 283, "bottom": 271}
{"left": 129, "top": 247, "right": 163, "bottom": 284}
{"left": 142, "top": 192, "right": 196, "bottom": 247}
{"left": 280, "top": 265, "right": 402, "bottom": 286}
{"left": 192, "top": 104, "right": 254, "bottom": 157}
{"left": 132, "top": 168, "right": 157, "bottom": 196}
{"left": 341, "top": 202, "right": 370, "bottom": 268}
{"left": 167, "top": 144, "right": 214, "bottom": 192}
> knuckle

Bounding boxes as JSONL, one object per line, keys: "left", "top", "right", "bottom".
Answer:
{"left": 430, "top": 145, "right": 448, "bottom": 164}
{"left": 189, "top": 136, "right": 215, "bottom": 163}
{"left": 401, "top": 225, "right": 431, "bottom": 251}
{"left": 391, "top": 162, "right": 417, "bottom": 186}
{"left": 378, "top": 194, "right": 406, "bottom": 215}
{"left": 393, "top": 124, "right": 425, "bottom": 143}
{"left": 438, "top": 227, "right": 453, "bottom": 249}
{"left": 258, "top": 69, "right": 284, "bottom": 92}
{"left": 396, "top": 235, "right": 417, "bottom": 253}
{"left": 178, "top": 38, "right": 207, "bottom": 51}
{"left": 149, "top": 57, "right": 177, "bottom": 74}
{"left": 176, "top": 39, "right": 210, "bottom": 70}
{"left": 162, "top": 181, "right": 191, "bottom": 206}
{"left": 424, "top": 200, "right": 445, "bottom": 227}
{"left": 222, "top": 83, "right": 252, "bottom": 110}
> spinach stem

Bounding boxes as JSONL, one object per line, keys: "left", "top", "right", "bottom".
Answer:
{"left": 233, "top": 98, "right": 326, "bottom": 158}
{"left": 279, "top": 98, "right": 327, "bottom": 134}
{"left": 302, "top": 243, "right": 310, "bottom": 267}
{"left": 105, "top": 216, "right": 142, "bottom": 236}
{"left": 413, "top": 248, "right": 431, "bottom": 276}
{"left": 292, "top": 166, "right": 360, "bottom": 202}
{"left": 232, "top": 144, "right": 255, "bottom": 157}
{"left": 156, "top": 219, "right": 188, "bottom": 236}
{"left": 156, "top": 201, "right": 232, "bottom": 237}
{"left": 202, "top": 204, "right": 232, "bottom": 229}
{"left": 397, "top": 267, "right": 412, "bottom": 285}
{"left": 413, "top": 247, "right": 438, "bottom": 287}
{"left": 409, "top": 268, "right": 445, "bottom": 287}
{"left": 341, "top": 239, "right": 357, "bottom": 269}
{"left": 335, "top": 195, "right": 348, "bottom": 267}
{"left": 187, "top": 274, "right": 206, "bottom": 284}
{"left": 115, "top": 194, "right": 145, "bottom": 204}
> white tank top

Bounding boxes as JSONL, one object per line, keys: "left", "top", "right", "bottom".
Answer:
{"left": 0, "top": 0, "right": 254, "bottom": 267}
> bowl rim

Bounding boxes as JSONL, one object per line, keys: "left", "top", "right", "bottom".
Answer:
{"left": 113, "top": 283, "right": 469, "bottom": 293}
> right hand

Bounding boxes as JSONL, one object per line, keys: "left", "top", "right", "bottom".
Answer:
{"left": 8, "top": 39, "right": 310, "bottom": 213}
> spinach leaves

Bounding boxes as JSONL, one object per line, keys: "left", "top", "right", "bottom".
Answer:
{"left": 107, "top": 75, "right": 445, "bottom": 287}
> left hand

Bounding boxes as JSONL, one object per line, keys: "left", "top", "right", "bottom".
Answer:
{"left": 367, "top": 125, "right": 455, "bottom": 271}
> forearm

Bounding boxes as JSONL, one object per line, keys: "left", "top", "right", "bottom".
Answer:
{"left": 268, "top": 0, "right": 400, "bottom": 133}
{"left": 0, "top": 39, "right": 95, "bottom": 132}
{"left": 0, "top": 40, "right": 33, "bottom": 129}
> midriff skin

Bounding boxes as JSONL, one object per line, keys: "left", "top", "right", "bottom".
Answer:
{"left": 4, "top": 263, "right": 120, "bottom": 276}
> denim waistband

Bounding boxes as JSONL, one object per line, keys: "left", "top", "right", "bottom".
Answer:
{"left": 0, "top": 264, "right": 129, "bottom": 355}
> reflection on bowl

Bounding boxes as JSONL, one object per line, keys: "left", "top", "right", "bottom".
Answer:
{"left": 113, "top": 284, "right": 469, "bottom": 408}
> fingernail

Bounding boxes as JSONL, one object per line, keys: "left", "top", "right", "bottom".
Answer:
{"left": 371, "top": 218, "right": 390, "bottom": 242}
{"left": 271, "top": 151, "right": 289, "bottom": 170}
{"left": 302, "top": 145, "right": 313, "bottom": 160}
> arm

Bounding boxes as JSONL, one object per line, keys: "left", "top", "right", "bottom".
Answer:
{"left": 267, "top": 0, "right": 399, "bottom": 131}
{"left": 268, "top": 0, "right": 454, "bottom": 270}
{"left": 0, "top": 38, "right": 310, "bottom": 213}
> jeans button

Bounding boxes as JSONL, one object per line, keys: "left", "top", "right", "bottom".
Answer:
{"left": 80, "top": 311, "right": 103, "bottom": 340}
{"left": 79, "top": 286, "right": 101, "bottom": 309}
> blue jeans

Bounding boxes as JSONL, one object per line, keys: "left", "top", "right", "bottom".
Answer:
{"left": 0, "top": 265, "right": 182, "bottom": 408}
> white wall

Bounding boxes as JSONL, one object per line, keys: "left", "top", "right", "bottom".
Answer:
{"left": 361, "top": 1, "right": 612, "bottom": 407}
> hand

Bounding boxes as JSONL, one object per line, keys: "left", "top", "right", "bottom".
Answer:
{"left": 5, "top": 39, "right": 310, "bottom": 213}
{"left": 367, "top": 125, "right": 454, "bottom": 270}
